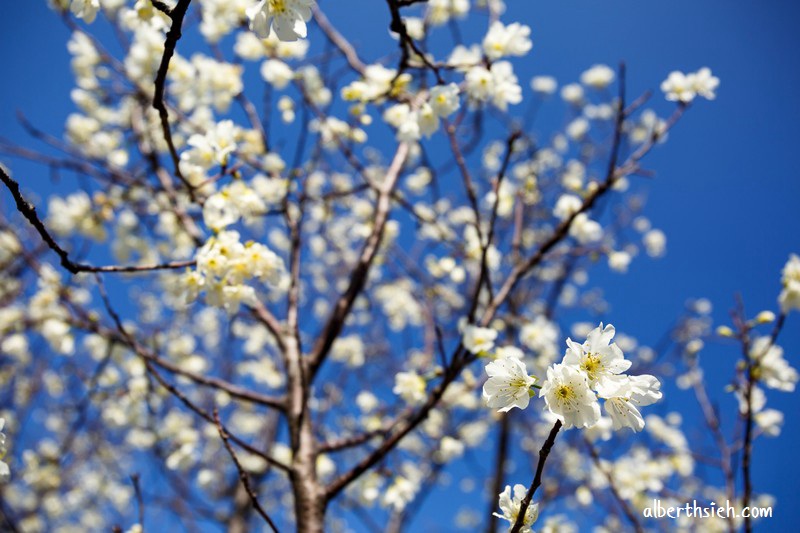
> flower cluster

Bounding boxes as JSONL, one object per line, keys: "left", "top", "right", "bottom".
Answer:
{"left": 382, "top": 83, "right": 461, "bottom": 142}
{"left": 541, "top": 324, "right": 661, "bottom": 430}
{"left": 661, "top": 67, "right": 719, "bottom": 103}
{"left": 182, "top": 230, "right": 288, "bottom": 313}
{"left": 480, "top": 323, "right": 661, "bottom": 431}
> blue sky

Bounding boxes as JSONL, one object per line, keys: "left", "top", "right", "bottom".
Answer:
{"left": 1, "top": 1, "right": 799, "bottom": 530}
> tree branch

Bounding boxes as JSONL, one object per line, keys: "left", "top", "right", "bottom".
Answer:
{"left": 509, "top": 421, "right": 562, "bottom": 533}
{"left": 152, "top": 0, "right": 195, "bottom": 198}
{"left": 307, "top": 142, "right": 410, "bottom": 380}
{"left": 0, "top": 166, "right": 195, "bottom": 274}
{"left": 214, "top": 410, "right": 281, "bottom": 533}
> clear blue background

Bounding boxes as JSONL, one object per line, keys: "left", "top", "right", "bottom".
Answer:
{"left": 1, "top": 1, "right": 798, "bottom": 530}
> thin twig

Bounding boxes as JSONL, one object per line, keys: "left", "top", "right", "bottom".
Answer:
{"left": 0, "top": 166, "right": 195, "bottom": 274}
{"left": 214, "top": 410, "right": 280, "bottom": 533}
{"left": 509, "top": 421, "right": 562, "bottom": 533}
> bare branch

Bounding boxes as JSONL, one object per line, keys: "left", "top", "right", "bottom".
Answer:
{"left": 152, "top": 0, "right": 196, "bottom": 199}
{"left": 312, "top": 5, "right": 367, "bottom": 76}
{"left": 307, "top": 142, "right": 410, "bottom": 379}
{"left": 0, "top": 166, "right": 194, "bottom": 274}
{"left": 214, "top": 410, "right": 281, "bottom": 533}
{"left": 509, "top": 421, "right": 562, "bottom": 533}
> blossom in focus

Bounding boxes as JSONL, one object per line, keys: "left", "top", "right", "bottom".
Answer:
{"left": 540, "top": 363, "right": 600, "bottom": 429}
{"left": 493, "top": 484, "right": 539, "bottom": 533}
{"left": 247, "top": 0, "right": 315, "bottom": 42}
{"left": 562, "top": 323, "right": 631, "bottom": 389}
{"left": 596, "top": 374, "right": 662, "bottom": 431}
{"left": 482, "top": 355, "right": 537, "bottom": 412}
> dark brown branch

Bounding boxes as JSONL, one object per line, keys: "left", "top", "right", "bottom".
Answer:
{"left": 150, "top": 0, "right": 173, "bottom": 15}
{"left": 509, "top": 421, "right": 562, "bottom": 533}
{"left": 94, "top": 275, "right": 289, "bottom": 473}
{"left": 0, "top": 166, "right": 194, "bottom": 274}
{"left": 130, "top": 474, "right": 145, "bottom": 530}
{"left": 152, "top": 0, "right": 195, "bottom": 198}
{"left": 483, "top": 66, "right": 688, "bottom": 325}
{"left": 307, "top": 142, "right": 410, "bottom": 380}
{"left": 485, "top": 413, "right": 511, "bottom": 533}
{"left": 386, "top": 0, "right": 444, "bottom": 85}
{"left": 214, "top": 410, "right": 280, "bottom": 533}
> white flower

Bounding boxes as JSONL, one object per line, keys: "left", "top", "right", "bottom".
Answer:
{"left": 661, "top": 68, "right": 718, "bottom": 103}
{"left": 568, "top": 213, "right": 602, "bottom": 244}
{"left": 203, "top": 193, "right": 240, "bottom": 230}
{"left": 70, "top": 0, "right": 101, "bottom": 23}
{"left": 608, "top": 251, "right": 632, "bottom": 273}
{"left": 540, "top": 363, "right": 600, "bottom": 429}
{"left": 493, "top": 484, "right": 539, "bottom": 533}
{"left": 0, "top": 418, "right": 9, "bottom": 483}
{"left": 383, "top": 475, "right": 417, "bottom": 511}
{"left": 580, "top": 64, "right": 615, "bottom": 89}
{"left": 691, "top": 67, "right": 719, "bottom": 100}
{"left": 553, "top": 194, "right": 583, "bottom": 220}
{"left": 429, "top": 83, "right": 461, "bottom": 117}
{"left": 755, "top": 409, "right": 784, "bottom": 437}
{"left": 465, "top": 61, "right": 522, "bottom": 111}
{"left": 562, "top": 323, "right": 631, "bottom": 389}
{"left": 482, "top": 355, "right": 537, "bottom": 412}
{"left": 483, "top": 21, "right": 533, "bottom": 60}
{"left": 779, "top": 254, "right": 800, "bottom": 312}
{"left": 519, "top": 316, "right": 559, "bottom": 359}
{"left": 661, "top": 71, "right": 696, "bottom": 102}
{"left": 750, "top": 337, "right": 798, "bottom": 392}
{"left": 530, "top": 75, "right": 557, "bottom": 95}
{"left": 448, "top": 44, "right": 482, "bottom": 71}
{"left": 260, "top": 58, "right": 294, "bottom": 89}
{"left": 247, "top": 0, "right": 314, "bottom": 42}
{"left": 393, "top": 371, "right": 427, "bottom": 405}
{"left": 596, "top": 374, "right": 662, "bottom": 432}
{"left": 182, "top": 120, "right": 238, "bottom": 168}
{"left": 463, "top": 324, "right": 498, "bottom": 354}
{"left": 566, "top": 117, "right": 589, "bottom": 141}
{"left": 643, "top": 229, "right": 666, "bottom": 257}
{"left": 331, "top": 335, "right": 366, "bottom": 368}
{"left": 560, "top": 83, "right": 584, "bottom": 105}
{"left": 417, "top": 103, "right": 440, "bottom": 138}
{"left": 436, "top": 436, "right": 465, "bottom": 463}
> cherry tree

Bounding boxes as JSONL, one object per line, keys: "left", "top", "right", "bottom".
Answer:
{"left": 0, "top": 1, "right": 796, "bottom": 532}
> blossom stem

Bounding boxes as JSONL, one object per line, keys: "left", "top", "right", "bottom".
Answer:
{"left": 509, "top": 420, "right": 562, "bottom": 533}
